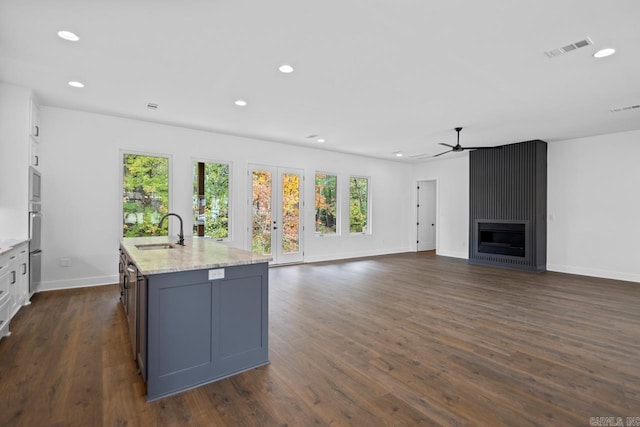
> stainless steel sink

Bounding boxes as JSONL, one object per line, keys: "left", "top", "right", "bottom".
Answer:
{"left": 135, "top": 243, "right": 177, "bottom": 250}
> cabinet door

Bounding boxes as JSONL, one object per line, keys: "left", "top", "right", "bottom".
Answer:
{"left": 8, "top": 253, "right": 19, "bottom": 318}
{"left": 29, "top": 97, "right": 41, "bottom": 141}
{"left": 17, "top": 247, "right": 29, "bottom": 305}
{"left": 30, "top": 138, "right": 40, "bottom": 168}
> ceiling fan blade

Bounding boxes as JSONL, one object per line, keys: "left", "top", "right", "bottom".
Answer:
{"left": 464, "top": 146, "right": 503, "bottom": 150}
{"left": 433, "top": 150, "right": 452, "bottom": 157}
{"left": 438, "top": 143, "right": 455, "bottom": 148}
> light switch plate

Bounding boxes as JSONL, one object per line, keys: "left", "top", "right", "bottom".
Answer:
{"left": 208, "top": 268, "right": 225, "bottom": 280}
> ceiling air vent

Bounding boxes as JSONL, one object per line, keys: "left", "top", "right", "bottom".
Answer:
{"left": 545, "top": 37, "right": 593, "bottom": 58}
{"left": 147, "top": 103, "right": 159, "bottom": 109}
{"left": 610, "top": 104, "right": 640, "bottom": 113}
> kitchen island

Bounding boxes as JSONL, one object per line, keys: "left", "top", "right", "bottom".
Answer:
{"left": 120, "top": 236, "right": 271, "bottom": 401}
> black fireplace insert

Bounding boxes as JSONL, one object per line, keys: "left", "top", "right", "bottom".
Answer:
{"left": 478, "top": 222, "right": 526, "bottom": 257}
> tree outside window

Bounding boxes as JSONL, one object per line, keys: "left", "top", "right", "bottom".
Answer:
{"left": 349, "top": 176, "right": 369, "bottom": 233}
{"left": 122, "top": 153, "right": 169, "bottom": 237}
{"left": 193, "top": 161, "right": 230, "bottom": 239}
{"left": 315, "top": 173, "right": 337, "bottom": 234}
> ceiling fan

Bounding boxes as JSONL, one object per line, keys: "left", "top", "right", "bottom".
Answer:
{"left": 433, "top": 127, "right": 501, "bottom": 157}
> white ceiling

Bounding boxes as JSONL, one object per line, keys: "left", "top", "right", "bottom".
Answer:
{"left": 2, "top": 0, "right": 639, "bottom": 161}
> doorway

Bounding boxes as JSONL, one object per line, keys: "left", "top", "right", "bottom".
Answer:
{"left": 249, "top": 165, "right": 304, "bottom": 264}
{"left": 417, "top": 180, "right": 437, "bottom": 251}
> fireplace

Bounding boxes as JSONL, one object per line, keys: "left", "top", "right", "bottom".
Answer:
{"left": 469, "top": 140, "right": 546, "bottom": 271}
{"left": 478, "top": 222, "right": 526, "bottom": 257}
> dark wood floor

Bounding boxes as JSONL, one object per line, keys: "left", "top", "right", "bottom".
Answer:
{"left": 1, "top": 252, "right": 639, "bottom": 426}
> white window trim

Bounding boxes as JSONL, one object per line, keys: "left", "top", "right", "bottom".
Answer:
{"left": 348, "top": 175, "right": 371, "bottom": 235}
{"left": 191, "top": 157, "right": 233, "bottom": 242}
{"left": 120, "top": 150, "right": 173, "bottom": 237}
{"left": 314, "top": 171, "right": 340, "bottom": 237}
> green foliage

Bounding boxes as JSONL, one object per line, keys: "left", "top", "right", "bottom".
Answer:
{"left": 251, "top": 171, "right": 301, "bottom": 255}
{"left": 251, "top": 171, "right": 272, "bottom": 254}
{"left": 122, "top": 154, "right": 169, "bottom": 237}
{"left": 281, "top": 173, "right": 300, "bottom": 253}
{"left": 193, "top": 162, "right": 229, "bottom": 239}
{"left": 349, "top": 177, "right": 368, "bottom": 233}
{"left": 315, "top": 173, "right": 337, "bottom": 234}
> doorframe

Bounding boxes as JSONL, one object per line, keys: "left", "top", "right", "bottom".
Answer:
{"left": 416, "top": 178, "right": 438, "bottom": 252}
{"left": 247, "top": 164, "right": 305, "bottom": 265}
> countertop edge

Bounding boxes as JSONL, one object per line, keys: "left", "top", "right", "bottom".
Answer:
{"left": 120, "top": 236, "right": 271, "bottom": 275}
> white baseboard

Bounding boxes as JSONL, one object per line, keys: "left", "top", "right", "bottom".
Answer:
{"left": 40, "top": 275, "right": 119, "bottom": 292}
{"left": 546, "top": 264, "right": 640, "bottom": 283}
{"left": 436, "top": 249, "right": 468, "bottom": 259}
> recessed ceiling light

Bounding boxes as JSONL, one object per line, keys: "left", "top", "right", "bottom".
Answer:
{"left": 593, "top": 48, "right": 616, "bottom": 58}
{"left": 395, "top": 152, "right": 404, "bottom": 157}
{"left": 316, "top": 138, "right": 326, "bottom": 143}
{"left": 68, "top": 81, "right": 84, "bottom": 88}
{"left": 278, "top": 64, "right": 294, "bottom": 74}
{"left": 57, "top": 30, "right": 79, "bottom": 41}
{"left": 234, "top": 99, "right": 248, "bottom": 106}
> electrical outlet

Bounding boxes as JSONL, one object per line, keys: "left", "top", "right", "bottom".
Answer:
{"left": 60, "top": 257, "right": 71, "bottom": 267}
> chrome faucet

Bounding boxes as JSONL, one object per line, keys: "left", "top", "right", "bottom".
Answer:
{"left": 159, "top": 213, "right": 185, "bottom": 246}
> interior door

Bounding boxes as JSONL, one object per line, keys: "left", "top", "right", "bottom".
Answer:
{"left": 249, "top": 166, "right": 304, "bottom": 264}
{"left": 417, "top": 180, "right": 436, "bottom": 251}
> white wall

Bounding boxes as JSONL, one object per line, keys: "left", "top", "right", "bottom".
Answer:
{"left": 547, "top": 130, "right": 640, "bottom": 282}
{"left": 39, "top": 107, "right": 413, "bottom": 289}
{"left": 0, "top": 83, "right": 30, "bottom": 239}
{"left": 413, "top": 155, "right": 469, "bottom": 259}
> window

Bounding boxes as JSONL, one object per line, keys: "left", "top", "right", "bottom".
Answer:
{"left": 315, "top": 173, "right": 337, "bottom": 235}
{"left": 349, "top": 176, "right": 369, "bottom": 233}
{"left": 193, "top": 161, "right": 230, "bottom": 239}
{"left": 122, "top": 153, "right": 170, "bottom": 237}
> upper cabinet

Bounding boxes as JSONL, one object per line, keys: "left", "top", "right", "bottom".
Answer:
{"left": 29, "top": 96, "right": 41, "bottom": 142}
{"left": 29, "top": 96, "right": 41, "bottom": 169}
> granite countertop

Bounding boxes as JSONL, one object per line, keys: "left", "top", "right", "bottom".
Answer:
{"left": 120, "top": 236, "right": 271, "bottom": 275}
{"left": 0, "top": 238, "right": 29, "bottom": 256}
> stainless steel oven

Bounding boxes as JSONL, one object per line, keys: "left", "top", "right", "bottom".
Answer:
{"left": 29, "top": 167, "right": 41, "bottom": 202}
{"left": 29, "top": 202, "right": 42, "bottom": 295}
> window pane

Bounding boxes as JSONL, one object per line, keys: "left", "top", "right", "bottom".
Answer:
{"left": 122, "top": 153, "right": 169, "bottom": 237}
{"left": 349, "top": 177, "right": 368, "bottom": 233}
{"left": 315, "top": 173, "right": 337, "bottom": 234}
{"left": 193, "top": 161, "right": 230, "bottom": 239}
{"left": 252, "top": 170, "right": 272, "bottom": 255}
{"left": 282, "top": 173, "right": 300, "bottom": 253}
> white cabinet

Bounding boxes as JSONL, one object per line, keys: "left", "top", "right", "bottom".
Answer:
{"left": 0, "top": 252, "right": 13, "bottom": 339}
{"left": 29, "top": 96, "right": 41, "bottom": 142}
{"left": 29, "top": 96, "right": 42, "bottom": 169}
{"left": 30, "top": 137, "right": 40, "bottom": 168}
{"left": 7, "top": 244, "right": 28, "bottom": 318}
{"left": 0, "top": 243, "right": 30, "bottom": 340}
{"left": 13, "top": 244, "right": 30, "bottom": 315}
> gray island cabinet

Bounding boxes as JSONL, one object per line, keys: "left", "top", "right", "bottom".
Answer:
{"left": 119, "top": 236, "right": 271, "bottom": 401}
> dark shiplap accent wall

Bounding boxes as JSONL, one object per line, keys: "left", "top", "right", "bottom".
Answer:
{"left": 469, "top": 140, "right": 547, "bottom": 271}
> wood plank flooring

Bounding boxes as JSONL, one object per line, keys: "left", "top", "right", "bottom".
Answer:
{"left": 1, "top": 252, "right": 639, "bottom": 426}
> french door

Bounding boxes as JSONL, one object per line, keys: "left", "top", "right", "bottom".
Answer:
{"left": 249, "top": 165, "right": 304, "bottom": 264}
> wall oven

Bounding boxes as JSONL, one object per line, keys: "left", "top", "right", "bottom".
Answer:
{"left": 29, "top": 166, "right": 41, "bottom": 202}
{"left": 29, "top": 202, "right": 42, "bottom": 294}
